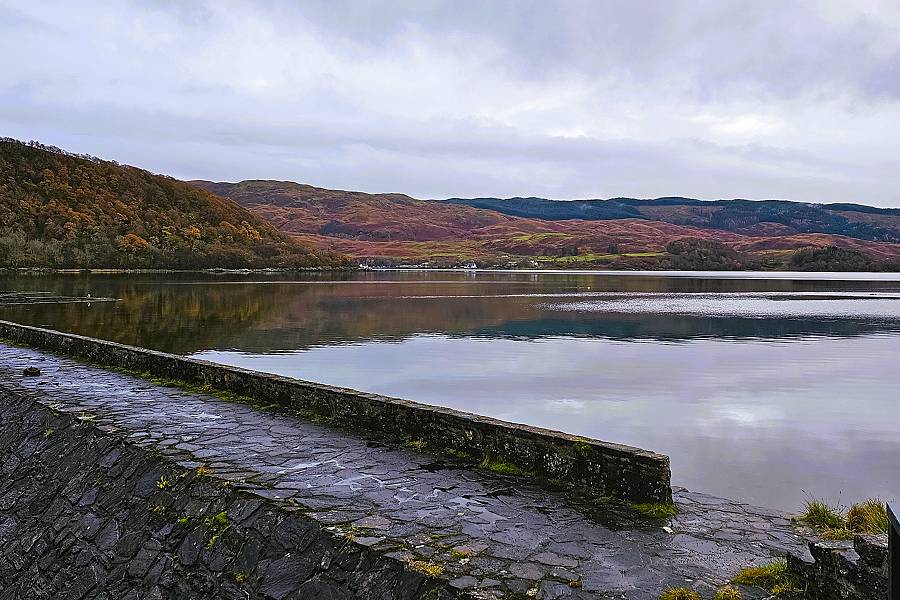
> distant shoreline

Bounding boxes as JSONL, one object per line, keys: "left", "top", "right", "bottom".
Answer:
{"left": 4, "top": 266, "right": 900, "bottom": 281}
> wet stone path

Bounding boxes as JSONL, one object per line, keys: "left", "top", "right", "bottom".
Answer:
{"left": 0, "top": 342, "right": 808, "bottom": 599}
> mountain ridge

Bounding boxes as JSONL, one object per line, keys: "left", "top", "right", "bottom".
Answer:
{"left": 193, "top": 179, "right": 900, "bottom": 270}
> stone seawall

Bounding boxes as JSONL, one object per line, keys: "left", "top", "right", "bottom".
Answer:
{"left": 0, "top": 387, "right": 460, "bottom": 599}
{"left": 787, "top": 534, "right": 889, "bottom": 599}
{"left": 0, "top": 320, "right": 671, "bottom": 504}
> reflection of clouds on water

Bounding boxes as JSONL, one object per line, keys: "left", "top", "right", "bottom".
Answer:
{"left": 704, "top": 405, "right": 785, "bottom": 428}
{"left": 545, "top": 292, "right": 900, "bottom": 320}
{"left": 194, "top": 332, "right": 900, "bottom": 510}
{"left": 546, "top": 398, "right": 587, "bottom": 412}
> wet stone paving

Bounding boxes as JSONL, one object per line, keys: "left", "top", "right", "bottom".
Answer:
{"left": 0, "top": 342, "right": 809, "bottom": 599}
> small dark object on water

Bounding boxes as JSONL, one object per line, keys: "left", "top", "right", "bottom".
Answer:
{"left": 23, "top": 367, "right": 41, "bottom": 376}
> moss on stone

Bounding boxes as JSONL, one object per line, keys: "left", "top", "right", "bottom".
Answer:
{"left": 479, "top": 455, "right": 528, "bottom": 476}
{"left": 631, "top": 502, "right": 679, "bottom": 519}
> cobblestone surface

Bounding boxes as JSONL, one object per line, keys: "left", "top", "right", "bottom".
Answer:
{"left": 0, "top": 342, "right": 809, "bottom": 599}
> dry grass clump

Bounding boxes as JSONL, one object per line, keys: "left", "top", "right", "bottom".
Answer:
{"left": 713, "top": 586, "right": 742, "bottom": 600}
{"left": 846, "top": 498, "right": 888, "bottom": 534}
{"left": 658, "top": 588, "right": 701, "bottom": 600}
{"left": 796, "top": 497, "right": 888, "bottom": 536}
{"left": 732, "top": 560, "right": 801, "bottom": 596}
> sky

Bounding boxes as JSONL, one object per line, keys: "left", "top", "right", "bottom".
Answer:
{"left": 2, "top": 1, "right": 900, "bottom": 206}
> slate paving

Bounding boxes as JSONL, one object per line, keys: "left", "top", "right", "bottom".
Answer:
{"left": 0, "top": 341, "right": 809, "bottom": 599}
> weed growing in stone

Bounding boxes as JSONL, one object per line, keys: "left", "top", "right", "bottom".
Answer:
{"left": 405, "top": 558, "right": 442, "bottom": 577}
{"left": 176, "top": 516, "right": 191, "bottom": 526}
{"left": 230, "top": 571, "right": 248, "bottom": 584}
{"left": 658, "top": 588, "right": 700, "bottom": 600}
{"left": 404, "top": 438, "right": 427, "bottom": 451}
{"left": 732, "top": 560, "right": 802, "bottom": 596}
{"left": 573, "top": 440, "right": 591, "bottom": 458}
{"left": 204, "top": 511, "right": 231, "bottom": 548}
{"left": 194, "top": 466, "right": 211, "bottom": 478}
{"left": 450, "top": 548, "right": 471, "bottom": 559}
{"left": 43, "top": 428, "right": 54, "bottom": 438}
{"left": 156, "top": 476, "right": 172, "bottom": 491}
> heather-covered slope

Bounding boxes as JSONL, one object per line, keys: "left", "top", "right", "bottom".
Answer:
{"left": 443, "top": 196, "right": 900, "bottom": 242}
{"left": 196, "top": 180, "right": 900, "bottom": 270}
{"left": 0, "top": 140, "right": 348, "bottom": 269}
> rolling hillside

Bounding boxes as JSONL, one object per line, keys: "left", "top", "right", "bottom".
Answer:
{"left": 0, "top": 140, "right": 348, "bottom": 269}
{"left": 195, "top": 180, "right": 900, "bottom": 271}
{"left": 443, "top": 197, "right": 900, "bottom": 243}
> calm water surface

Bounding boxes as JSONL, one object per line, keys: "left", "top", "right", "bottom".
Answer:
{"left": 1, "top": 270, "right": 898, "bottom": 511}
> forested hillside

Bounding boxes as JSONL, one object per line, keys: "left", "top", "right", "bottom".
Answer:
{"left": 0, "top": 140, "right": 347, "bottom": 269}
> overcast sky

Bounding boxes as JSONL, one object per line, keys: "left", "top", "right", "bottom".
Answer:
{"left": 2, "top": 1, "right": 900, "bottom": 206}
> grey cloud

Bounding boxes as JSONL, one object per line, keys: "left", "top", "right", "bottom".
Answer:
{"left": 1, "top": 0, "right": 899, "bottom": 205}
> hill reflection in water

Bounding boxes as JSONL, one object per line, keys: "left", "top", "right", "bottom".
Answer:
{"left": 2, "top": 270, "right": 899, "bottom": 510}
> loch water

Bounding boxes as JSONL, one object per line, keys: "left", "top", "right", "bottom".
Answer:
{"left": 2, "top": 269, "right": 899, "bottom": 511}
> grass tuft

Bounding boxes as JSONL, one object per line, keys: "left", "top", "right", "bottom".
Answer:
{"left": 732, "top": 560, "right": 802, "bottom": 596}
{"left": 846, "top": 498, "right": 888, "bottom": 534}
{"left": 658, "top": 588, "right": 701, "bottom": 600}
{"left": 796, "top": 499, "right": 846, "bottom": 530}
{"left": 713, "top": 586, "right": 742, "bottom": 600}
{"left": 631, "top": 502, "right": 679, "bottom": 519}
{"left": 819, "top": 527, "right": 855, "bottom": 540}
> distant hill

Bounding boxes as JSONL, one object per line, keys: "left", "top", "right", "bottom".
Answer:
{"left": 443, "top": 196, "right": 900, "bottom": 242}
{"left": 195, "top": 180, "right": 900, "bottom": 271}
{"left": 0, "top": 140, "right": 348, "bottom": 269}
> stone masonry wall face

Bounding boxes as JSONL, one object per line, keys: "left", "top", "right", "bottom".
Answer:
{"left": 0, "top": 390, "right": 462, "bottom": 600}
{"left": 0, "top": 320, "right": 672, "bottom": 504}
